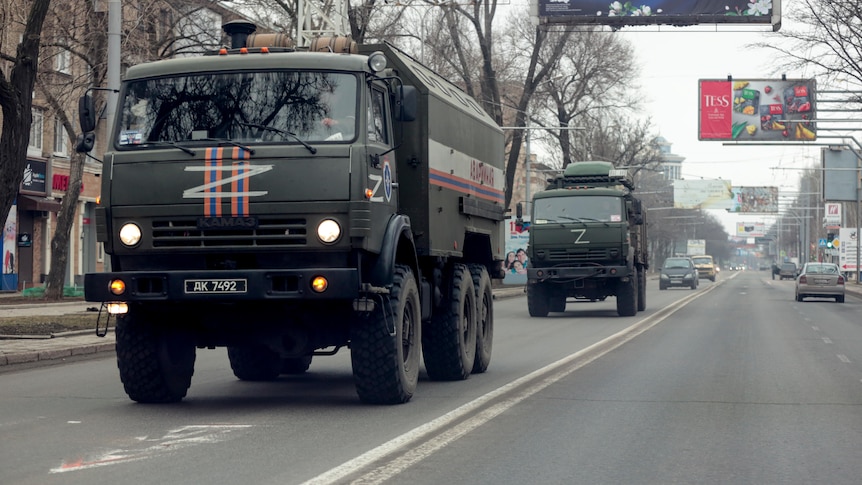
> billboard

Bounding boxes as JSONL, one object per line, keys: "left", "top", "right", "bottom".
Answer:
{"left": 673, "top": 179, "right": 733, "bottom": 209}
{"left": 728, "top": 186, "right": 778, "bottom": 213}
{"left": 736, "top": 222, "right": 767, "bottom": 238}
{"left": 533, "top": 0, "right": 780, "bottom": 28}
{"left": 822, "top": 148, "right": 859, "bottom": 202}
{"left": 699, "top": 78, "right": 816, "bottom": 141}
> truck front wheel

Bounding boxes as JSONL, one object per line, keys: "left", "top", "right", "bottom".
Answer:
{"left": 616, "top": 274, "right": 638, "bottom": 317}
{"left": 423, "top": 263, "right": 477, "bottom": 381}
{"left": 115, "top": 310, "right": 196, "bottom": 403}
{"left": 527, "top": 283, "right": 550, "bottom": 317}
{"left": 351, "top": 264, "right": 421, "bottom": 404}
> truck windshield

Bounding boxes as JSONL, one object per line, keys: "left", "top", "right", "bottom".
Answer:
{"left": 533, "top": 196, "right": 623, "bottom": 224}
{"left": 116, "top": 71, "right": 358, "bottom": 147}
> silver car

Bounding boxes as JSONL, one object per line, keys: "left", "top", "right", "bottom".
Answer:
{"left": 795, "top": 262, "right": 845, "bottom": 303}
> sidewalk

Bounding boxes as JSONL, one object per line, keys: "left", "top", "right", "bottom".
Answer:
{"left": 0, "top": 286, "right": 527, "bottom": 369}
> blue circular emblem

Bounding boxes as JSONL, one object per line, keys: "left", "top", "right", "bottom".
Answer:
{"left": 383, "top": 160, "right": 392, "bottom": 202}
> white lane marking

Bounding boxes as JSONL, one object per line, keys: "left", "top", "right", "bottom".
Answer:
{"left": 837, "top": 354, "right": 851, "bottom": 363}
{"left": 50, "top": 425, "right": 252, "bottom": 473}
{"left": 823, "top": 337, "right": 833, "bottom": 344}
{"left": 302, "top": 284, "right": 717, "bottom": 485}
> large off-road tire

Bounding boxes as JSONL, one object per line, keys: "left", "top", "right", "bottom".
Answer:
{"left": 616, "top": 275, "right": 638, "bottom": 317}
{"left": 469, "top": 264, "right": 493, "bottom": 374}
{"left": 228, "top": 345, "right": 281, "bottom": 381}
{"left": 423, "top": 263, "right": 477, "bottom": 381}
{"left": 550, "top": 288, "right": 567, "bottom": 313}
{"left": 281, "top": 356, "right": 312, "bottom": 374}
{"left": 637, "top": 268, "right": 647, "bottom": 312}
{"left": 351, "top": 264, "right": 421, "bottom": 404}
{"left": 527, "top": 283, "right": 550, "bottom": 317}
{"left": 115, "top": 310, "right": 196, "bottom": 403}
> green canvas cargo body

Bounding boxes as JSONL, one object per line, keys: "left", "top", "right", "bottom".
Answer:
{"left": 79, "top": 21, "right": 505, "bottom": 405}
{"left": 519, "top": 161, "right": 649, "bottom": 317}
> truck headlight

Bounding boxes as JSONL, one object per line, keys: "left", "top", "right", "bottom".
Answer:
{"left": 119, "top": 223, "right": 142, "bottom": 247}
{"left": 317, "top": 219, "right": 341, "bottom": 244}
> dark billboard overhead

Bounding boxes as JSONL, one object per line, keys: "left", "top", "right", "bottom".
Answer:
{"left": 535, "top": 0, "right": 780, "bottom": 27}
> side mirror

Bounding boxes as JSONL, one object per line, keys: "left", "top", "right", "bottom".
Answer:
{"left": 78, "top": 94, "right": 96, "bottom": 133}
{"left": 75, "top": 132, "right": 95, "bottom": 153}
{"left": 395, "top": 85, "right": 417, "bottom": 122}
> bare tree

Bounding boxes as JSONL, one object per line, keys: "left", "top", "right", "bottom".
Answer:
{"left": 0, "top": 0, "right": 52, "bottom": 249}
{"left": 752, "top": 0, "right": 862, "bottom": 92}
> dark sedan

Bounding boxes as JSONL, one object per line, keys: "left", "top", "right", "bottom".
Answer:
{"left": 659, "top": 257, "right": 698, "bottom": 290}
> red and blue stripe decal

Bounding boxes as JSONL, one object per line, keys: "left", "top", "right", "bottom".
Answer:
{"left": 204, "top": 147, "right": 251, "bottom": 216}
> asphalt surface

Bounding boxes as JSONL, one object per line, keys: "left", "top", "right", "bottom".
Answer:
{"left": 4, "top": 274, "right": 859, "bottom": 370}
{"left": 0, "top": 286, "right": 527, "bottom": 369}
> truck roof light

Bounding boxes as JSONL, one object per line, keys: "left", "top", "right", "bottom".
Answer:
{"left": 368, "top": 51, "right": 387, "bottom": 73}
{"left": 240, "top": 47, "right": 248, "bottom": 54}
{"left": 218, "top": 48, "right": 228, "bottom": 55}
{"left": 365, "top": 188, "right": 373, "bottom": 199}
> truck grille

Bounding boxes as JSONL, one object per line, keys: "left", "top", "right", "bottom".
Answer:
{"left": 151, "top": 218, "right": 307, "bottom": 248}
{"left": 547, "top": 248, "right": 608, "bottom": 262}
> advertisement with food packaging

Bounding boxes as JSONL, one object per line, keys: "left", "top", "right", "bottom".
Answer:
{"left": 699, "top": 79, "right": 816, "bottom": 141}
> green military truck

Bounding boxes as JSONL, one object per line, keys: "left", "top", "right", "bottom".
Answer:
{"left": 518, "top": 161, "right": 648, "bottom": 317}
{"left": 78, "top": 21, "right": 505, "bottom": 404}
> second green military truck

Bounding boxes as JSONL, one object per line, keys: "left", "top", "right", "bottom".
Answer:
{"left": 80, "top": 21, "right": 505, "bottom": 404}
{"left": 520, "top": 161, "right": 648, "bottom": 317}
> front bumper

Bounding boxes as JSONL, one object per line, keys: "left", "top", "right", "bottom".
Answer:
{"left": 84, "top": 268, "right": 360, "bottom": 302}
{"left": 527, "top": 265, "right": 632, "bottom": 283}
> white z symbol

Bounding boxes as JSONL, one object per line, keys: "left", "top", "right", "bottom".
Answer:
{"left": 571, "top": 228, "right": 588, "bottom": 244}
{"left": 368, "top": 174, "right": 383, "bottom": 202}
{"left": 183, "top": 164, "right": 273, "bottom": 199}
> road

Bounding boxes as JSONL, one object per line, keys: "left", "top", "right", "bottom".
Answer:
{"left": 2, "top": 270, "right": 862, "bottom": 484}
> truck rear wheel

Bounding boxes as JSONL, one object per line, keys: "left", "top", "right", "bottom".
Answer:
{"left": 281, "top": 356, "right": 312, "bottom": 374}
{"left": 527, "top": 283, "right": 550, "bottom": 317}
{"left": 423, "top": 263, "right": 477, "bottom": 381}
{"left": 616, "top": 274, "right": 638, "bottom": 317}
{"left": 115, "top": 311, "right": 196, "bottom": 403}
{"left": 351, "top": 264, "right": 421, "bottom": 404}
{"left": 228, "top": 345, "right": 281, "bottom": 381}
{"left": 637, "top": 268, "right": 646, "bottom": 312}
{"left": 469, "top": 264, "right": 493, "bottom": 374}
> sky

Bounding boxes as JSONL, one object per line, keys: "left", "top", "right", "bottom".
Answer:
{"left": 619, "top": 24, "right": 820, "bottom": 235}
{"left": 503, "top": 0, "right": 829, "bottom": 236}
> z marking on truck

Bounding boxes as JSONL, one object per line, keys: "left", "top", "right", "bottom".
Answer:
{"left": 183, "top": 147, "right": 272, "bottom": 217}
{"left": 570, "top": 228, "right": 589, "bottom": 244}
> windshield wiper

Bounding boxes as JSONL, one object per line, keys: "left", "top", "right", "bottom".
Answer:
{"left": 194, "top": 137, "right": 256, "bottom": 155}
{"left": 239, "top": 122, "right": 317, "bottom": 154}
{"left": 141, "top": 140, "right": 196, "bottom": 155}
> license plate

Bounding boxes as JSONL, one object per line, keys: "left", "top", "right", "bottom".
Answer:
{"left": 814, "top": 278, "right": 828, "bottom": 285}
{"left": 185, "top": 279, "right": 248, "bottom": 294}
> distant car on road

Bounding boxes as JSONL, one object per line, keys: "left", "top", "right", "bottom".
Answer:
{"left": 691, "top": 255, "right": 716, "bottom": 282}
{"left": 795, "top": 262, "right": 845, "bottom": 302}
{"left": 779, "top": 262, "right": 798, "bottom": 280}
{"left": 659, "top": 257, "right": 698, "bottom": 290}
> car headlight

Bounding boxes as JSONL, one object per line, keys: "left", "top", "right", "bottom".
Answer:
{"left": 686, "top": 272, "right": 695, "bottom": 279}
{"left": 660, "top": 273, "right": 669, "bottom": 280}
{"left": 317, "top": 219, "right": 341, "bottom": 244}
{"left": 118, "top": 223, "right": 142, "bottom": 247}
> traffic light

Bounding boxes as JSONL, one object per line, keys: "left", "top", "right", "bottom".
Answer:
{"left": 827, "top": 233, "right": 835, "bottom": 248}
